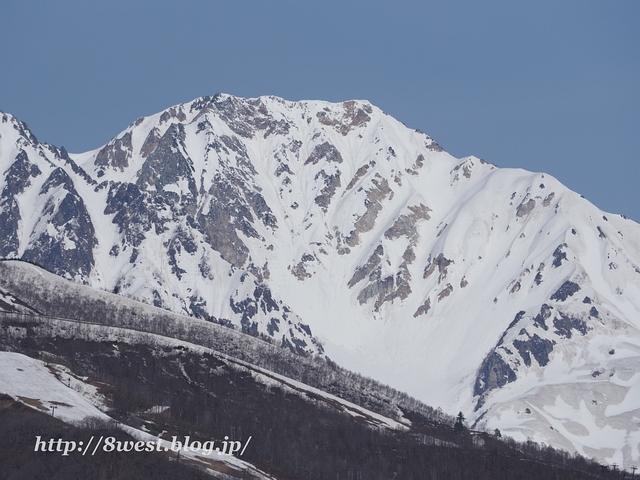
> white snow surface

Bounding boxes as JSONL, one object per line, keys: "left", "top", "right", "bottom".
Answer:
{"left": 0, "top": 352, "right": 110, "bottom": 423}
{"left": 2, "top": 96, "right": 640, "bottom": 467}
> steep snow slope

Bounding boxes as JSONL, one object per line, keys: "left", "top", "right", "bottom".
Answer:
{"left": 1, "top": 96, "right": 640, "bottom": 466}
{"left": 0, "top": 352, "right": 110, "bottom": 423}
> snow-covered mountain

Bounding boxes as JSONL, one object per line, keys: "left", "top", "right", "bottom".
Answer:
{"left": 1, "top": 95, "right": 640, "bottom": 467}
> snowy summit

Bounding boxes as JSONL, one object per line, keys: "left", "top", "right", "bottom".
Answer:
{"left": 1, "top": 94, "right": 640, "bottom": 467}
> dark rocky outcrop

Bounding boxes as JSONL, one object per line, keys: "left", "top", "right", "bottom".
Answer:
{"left": 474, "top": 350, "right": 517, "bottom": 399}
{"left": 304, "top": 141, "right": 343, "bottom": 166}
{"left": 553, "top": 312, "right": 588, "bottom": 339}
{"left": 95, "top": 132, "right": 133, "bottom": 171}
{"left": 0, "top": 151, "right": 41, "bottom": 257}
{"left": 22, "top": 168, "right": 96, "bottom": 278}
{"left": 513, "top": 334, "right": 554, "bottom": 367}
{"left": 550, "top": 281, "right": 581, "bottom": 302}
{"left": 552, "top": 244, "right": 568, "bottom": 268}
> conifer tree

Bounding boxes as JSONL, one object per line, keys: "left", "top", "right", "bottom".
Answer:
{"left": 454, "top": 411, "right": 465, "bottom": 434}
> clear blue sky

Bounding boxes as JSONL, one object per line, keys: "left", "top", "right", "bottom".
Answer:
{"left": 1, "top": 1, "right": 638, "bottom": 222}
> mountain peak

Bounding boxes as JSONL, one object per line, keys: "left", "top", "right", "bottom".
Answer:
{"left": 1, "top": 96, "right": 640, "bottom": 467}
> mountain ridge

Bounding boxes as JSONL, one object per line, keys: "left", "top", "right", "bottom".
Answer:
{"left": 1, "top": 95, "right": 640, "bottom": 466}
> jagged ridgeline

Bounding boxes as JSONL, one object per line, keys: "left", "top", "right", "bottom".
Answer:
{"left": 1, "top": 94, "right": 640, "bottom": 468}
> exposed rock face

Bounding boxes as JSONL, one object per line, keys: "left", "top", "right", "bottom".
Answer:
{"left": 347, "top": 202, "right": 433, "bottom": 311}
{"left": 105, "top": 182, "right": 154, "bottom": 249}
{"left": 516, "top": 195, "right": 536, "bottom": 217}
{"left": 552, "top": 243, "right": 568, "bottom": 267}
{"left": 550, "top": 280, "right": 581, "bottom": 302}
{"left": 305, "top": 141, "right": 343, "bottom": 166}
{"left": 137, "top": 124, "right": 196, "bottom": 199}
{"left": 21, "top": 167, "right": 97, "bottom": 278}
{"left": 474, "top": 351, "right": 517, "bottom": 399}
{"left": 0, "top": 150, "right": 41, "bottom": 257}
{"left": 384, "top": 204, "right": 431, "bottom": 242}
{"left": 423, "top": 253, "right": 453, "bottom": 282}
{"left": 141, "top": 127, "right": 161, "bottom": 157}
{"left": 348, "top": 245, "right": 384, "bottom": 287}
{"left": 316, "top": 100, "right": 372, "bottom": 135}
{"left": 95, "top": 132, "right": 132, "bottom": 171}
{"left": 473, "top": 296, "right": 594, "bottom": 411}
{"left": 314, "top": 169, "right": 341, "bottom": 212}
{"left": 413, "top": 297, "right": 431, "bottom": 317}
{"left": 512, "top": 333, "right": 554, "bottom": 367}
{"left": 345, "top": 176, "right": 392, "bottom": 247}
